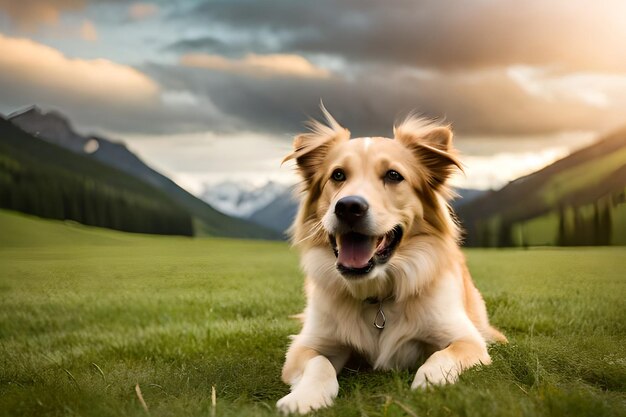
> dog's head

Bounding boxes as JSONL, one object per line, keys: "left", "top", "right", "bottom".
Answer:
{"left": 285, "top": 107, "right": 462, "bottom": 292}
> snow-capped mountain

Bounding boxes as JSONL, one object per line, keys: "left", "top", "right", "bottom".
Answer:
{"left": 200, "top": 180, "right": 292, "bottom": 218}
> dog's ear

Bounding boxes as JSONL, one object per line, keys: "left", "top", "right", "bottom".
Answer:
{"left": 394, "top": 117, "right": 462, "bottom": 187}
{"left": 283, "top": 106, "right": 350, "bottom": 183}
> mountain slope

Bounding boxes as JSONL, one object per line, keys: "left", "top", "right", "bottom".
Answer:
{"left": 453, "top": 188, "right": 488, "bottom": 208}
{"left": 0, "top": 117, "right": 193, "bottom": 235}
{"left": 8, "top": 106, "right": 279, "bottom": 239}
{"left": 457, "top": 126, "right": 626, "bottom": 246}
{"left": 249, "top": 186, "right": 299, "bottom": 234}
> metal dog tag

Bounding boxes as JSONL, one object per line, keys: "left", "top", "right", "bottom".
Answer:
{"left": 374, "top": 305, "right": 386, "bottom": 329}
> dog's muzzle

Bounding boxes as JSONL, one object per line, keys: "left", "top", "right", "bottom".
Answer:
{"left": 329, "top": 195, "right": 403, "bottom": 278}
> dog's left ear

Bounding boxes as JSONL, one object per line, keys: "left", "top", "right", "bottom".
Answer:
{"left": 394, "top": 118, "right": 462, "bottom": 187}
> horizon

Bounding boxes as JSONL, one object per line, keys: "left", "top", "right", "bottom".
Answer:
{"left": 1, "top": 1, "right": 625, "bottom": 194}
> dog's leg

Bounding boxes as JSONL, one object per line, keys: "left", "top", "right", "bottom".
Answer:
{"left": 411, "top": 338, "right": 490, "bottom": 389}
{"left": 277, "top": 342, "right": 349, "bottom": 414}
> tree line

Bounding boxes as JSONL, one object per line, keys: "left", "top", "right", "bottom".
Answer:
{"left": 0, "top": 154, "right": 193, "bottom": 236}
{"left": 468, "top": 194, "right": 622, "bottom": 247}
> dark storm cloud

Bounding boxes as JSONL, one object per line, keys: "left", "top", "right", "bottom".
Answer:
{"left": 177, "top": 0, "right": 626, "bottom": 72}
{"left": 164, "top": 36, "right": 229, "bottom": 53}
{"left": 151, "top": 0, "right": 626, "bottom": 138}
{"left": 163, "top": 35, "right": 273, "bottom": 57}
{"left": 144, "top": 62, "right": 622, "bottom": 138}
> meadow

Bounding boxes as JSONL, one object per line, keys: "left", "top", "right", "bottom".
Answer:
{"left": 0, "top": 209, "right": 624, "bottom": 417}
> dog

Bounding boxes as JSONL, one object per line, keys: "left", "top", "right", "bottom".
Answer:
{"left": 276, "top": 107, "right": 507, "bottom": 414}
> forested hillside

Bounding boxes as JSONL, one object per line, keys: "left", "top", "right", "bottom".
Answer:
{"left": 0, "top": 118, "right": 193, "bottom": 236}
{"left": 8, "top": 107, "right": 279, "bottom": 239}
{"left": 458, "top": 126, "right": 626, "bottom": 247}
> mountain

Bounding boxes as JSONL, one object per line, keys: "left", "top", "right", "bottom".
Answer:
{"left": 7, "top": 106, "right": 279, "bottom": 239}
{"left": 200, "top": 180, "right": 290, "bottom": 218}
{"left": 457, "top": 126, "right": 626, "bottom": 246}
{"left": 453, "top": 188, "right": 488, "bottom": 208}
{"left": 249, "top": 185, "right": 299, "bottom": 234}
{"left": 0, "top": 117, "right": 193, "bottom": 235}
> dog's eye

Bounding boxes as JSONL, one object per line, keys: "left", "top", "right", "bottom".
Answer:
{"left": 385, "top": 170, "right": 404, "bottom": 183}
{"left": 331, "top": 169, "right": 346, "bottom": 182}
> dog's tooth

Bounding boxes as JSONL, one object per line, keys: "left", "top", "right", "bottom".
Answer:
{"left": 376, "top": 235, "right": 387, "bottom": 252}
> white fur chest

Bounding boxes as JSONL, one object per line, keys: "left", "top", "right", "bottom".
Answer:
{"left": 349, "top": 300, "right": 430, "bottom": 370}
{"left": 303, "top": 269, "right": 469, "bottom": 371}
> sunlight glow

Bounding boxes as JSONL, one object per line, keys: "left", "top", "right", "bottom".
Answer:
{"left": 180, "top": 53, "right": 331, "bottom": 79}
{"left": 0, "top": 34, "right": 159, "bottom": 105}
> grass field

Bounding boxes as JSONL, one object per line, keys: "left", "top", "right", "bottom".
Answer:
{"left": 1, "top": 209, "right": 625, "bottom": 417}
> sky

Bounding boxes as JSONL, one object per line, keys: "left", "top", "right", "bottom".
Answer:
{"left": 1, "top": 0, "right": 625, "bottom": 193}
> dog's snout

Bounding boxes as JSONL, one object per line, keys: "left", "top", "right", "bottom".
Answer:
{"left": 335, "top": 196, "right": 369, "bottom": 224}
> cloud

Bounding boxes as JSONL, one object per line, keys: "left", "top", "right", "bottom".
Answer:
{"left": 79, "top": 19, "right": 98, "bottom": 41}
{"left": 145, "top": 61, "right": 626, "bottom": 139}
{"left": 128, "top": 2, "right": 158, "bottom": 21}
{"left": 0, "top": 34, "right": 233, "bottom": 134}
{"left": 166, "top": 36, "right": 227, "bottom": 53}
{"left": 507, "top": 66, "right": 626, "bottom": 109}
{"left": 0, "top": 33, "right": 158, "bottom": 105}
{"left": 0, "top": 1, "right": 99, "bottom": 42}
{"left": 179, "top": 53, "right": 330, "bottom": 79}
{"left": 0, "top": 0, "right": 85, "bottom": 31}
{"left": 123, "top": 130, "right": 296, "bottom": 194}
{"left": 2, "top": 0, "right": 625, "bottom": 143}
{"left": 156, "top": 0, "right": 626, "bottom": 137}
{"left": 180, "top": 0, "right": 626, "bottom": 73}
{"left": 451, "top": 148, "right": 571, "bottom": 191}
{"left": 449, "top": 131, "right": 597, "bottom": 190}
{"left": 164, "top": 36, "right": 273, "bottom": 57}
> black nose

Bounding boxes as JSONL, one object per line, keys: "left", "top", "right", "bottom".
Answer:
{"left": 335, "top": 196, "right": 369, "bottom": 224}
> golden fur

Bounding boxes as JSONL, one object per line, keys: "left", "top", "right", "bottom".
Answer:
{"left": 277, "top": 107, "right": 506, "bottom": 414}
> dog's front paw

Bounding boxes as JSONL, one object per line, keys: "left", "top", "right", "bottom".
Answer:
{"left": 411, "top": 351, "right": 460, "bottom": 389}
{"left": 276, "top": 379, "right": 338, "bottom": 415}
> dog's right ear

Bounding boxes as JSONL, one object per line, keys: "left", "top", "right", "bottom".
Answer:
{"left": 283, "top": 106, "right": 350, "bottom": 183}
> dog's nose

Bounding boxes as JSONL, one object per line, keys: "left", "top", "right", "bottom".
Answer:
{"left": 335, "top": 196, "right": 369, "bottom": 224}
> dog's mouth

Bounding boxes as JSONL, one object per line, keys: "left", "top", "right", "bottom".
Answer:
{"left": 329, "top": 225, "right": 403, "bottom": 277}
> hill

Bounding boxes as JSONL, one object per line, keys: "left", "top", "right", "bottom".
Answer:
{"left": 0, "top": 117, "right": 193, "bottom": 235}
{"left": 457, "top": 126, "right": 626, "bottom": 246}
{"left": 6, "top": 106, "right": 279, "bottom": 239}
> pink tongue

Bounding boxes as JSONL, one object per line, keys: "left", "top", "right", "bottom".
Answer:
{"left": 337, "top": 233, "right": 376, "bottom": 269}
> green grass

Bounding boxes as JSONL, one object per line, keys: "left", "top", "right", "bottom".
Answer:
{"left": 1, "top": 209, "right": 625, "bottom": 417}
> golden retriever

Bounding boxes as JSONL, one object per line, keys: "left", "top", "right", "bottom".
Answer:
{"left": 277, "top": 107, "right": 507, "bottom": 414}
